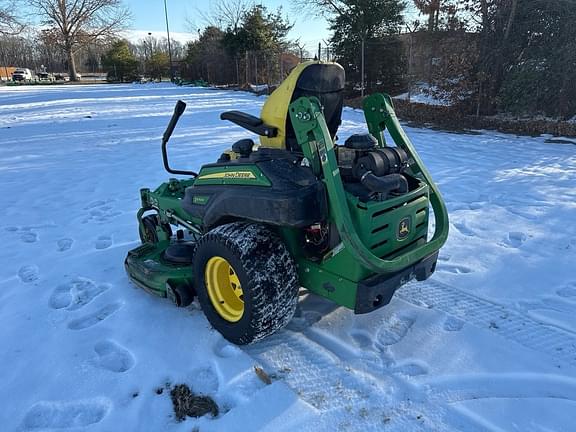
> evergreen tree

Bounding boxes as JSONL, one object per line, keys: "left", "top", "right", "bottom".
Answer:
{"left": 499, "top": 0, "right": 576, "bottom": 118}
{"left": 304, "top": 0, "right": 406, "bottom": 94}
{"left": 102, "top": 40, "right": 138, "bottom": 82}
{"left": 185, "top": 26, "right": 235, "bottom": 84}
{"left": 185, "top": 5, "right": 292, "bottom": 85}
{"left": 147, "top": 51, "right": 170, "bottom": 81}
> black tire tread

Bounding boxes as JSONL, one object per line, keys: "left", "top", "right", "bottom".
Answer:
{"left": 194, "top": 222, "right": 299, "bottom": 344}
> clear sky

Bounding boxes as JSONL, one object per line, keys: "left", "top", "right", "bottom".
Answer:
{"left": 122, "top": 0, "right": 331, "bottom": 51}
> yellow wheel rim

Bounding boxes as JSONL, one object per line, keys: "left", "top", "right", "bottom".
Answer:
{"left": 204, "top": 256, "right": 244, "bottom": 322}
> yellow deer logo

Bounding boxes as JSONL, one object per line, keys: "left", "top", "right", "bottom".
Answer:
{"left": 400, "top": 221, "right": 409, "bottom": 235}
{"left": 398, "top": 217, "right": 411, "bottom": 240}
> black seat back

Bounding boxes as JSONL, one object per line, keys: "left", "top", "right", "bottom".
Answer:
{"left": 285, "top": 63, "right": 345, "bottom": 151}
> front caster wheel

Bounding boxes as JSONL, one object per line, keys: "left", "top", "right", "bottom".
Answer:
{"left": 193, "top": 222, "right": 299, "bottom": 345}
{"left": 139, "top": 214, "right": 172, "bottom": 244}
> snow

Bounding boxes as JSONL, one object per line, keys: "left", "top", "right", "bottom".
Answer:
{"left": 1, "top": 83, "right": 576, "bottom": 431}
{"left": 395, "top": 83, "right": 452, "bottom": 106}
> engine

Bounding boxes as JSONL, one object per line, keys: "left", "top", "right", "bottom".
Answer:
{"left": 336, "top": 133, "right": 411, "bottom": 201}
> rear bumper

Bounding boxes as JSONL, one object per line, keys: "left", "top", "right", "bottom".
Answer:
{"left": 354, "top": 251, "right": 438, "bottom": 314}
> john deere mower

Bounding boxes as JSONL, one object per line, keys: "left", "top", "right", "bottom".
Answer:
{"left": 125, "top": 61, "right": 449, "bottom": 345}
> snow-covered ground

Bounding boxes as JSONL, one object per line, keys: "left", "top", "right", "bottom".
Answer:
{"left": 394, "top": 83, "right": 451, "bottom": 106}
{"left": 1, "top": 83, "right": 576, "bottom": 431}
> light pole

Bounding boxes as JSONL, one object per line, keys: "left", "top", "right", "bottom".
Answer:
{"left": 163, "top": 0, "right": 174, "bottom": 81}
{"left": 145, "top": 32, "right": 152, "bottom": 76}
{"left": 361, "top": 37, "right": 365, "bottom": 98}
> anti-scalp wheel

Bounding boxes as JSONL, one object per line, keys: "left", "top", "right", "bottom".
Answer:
{"left": 139, "top": 214, "right": 172, "bottom": 244}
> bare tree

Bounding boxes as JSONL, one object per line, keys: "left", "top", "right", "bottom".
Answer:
{"left": 192, "top": 0, "right": 253, "bottom": 31}
{"left": 27, "top": 0, "right": 131, "bottom": 80}
{"left": 0, "top": 0, "right": 24, "bottom": 35}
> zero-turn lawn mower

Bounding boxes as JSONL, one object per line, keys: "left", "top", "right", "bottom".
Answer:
{"left": 125, "top": 61, "right": 449, "bottom": 345}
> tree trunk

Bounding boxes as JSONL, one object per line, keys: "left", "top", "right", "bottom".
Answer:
{"left": 66, "top": 42, "right": 78, "bottom": 81}
{"left": 504, "top": 0, "right": 518, "bottom": 41}
{"left": 428, "top": 11, "right": 435, "bottom": 32}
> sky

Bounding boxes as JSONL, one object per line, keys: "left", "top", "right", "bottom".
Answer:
{"left": 121, "top": 0, "right": 331, "bottom": 51}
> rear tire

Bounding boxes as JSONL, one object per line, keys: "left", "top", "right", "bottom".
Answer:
{"left": 193, "top": 222, "right": 299, "bottom": 345}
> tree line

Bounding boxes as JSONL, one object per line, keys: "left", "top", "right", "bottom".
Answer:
{"left": 1, "top": 0, "right": 575, "bottom": 119}
{"left": 408, "top": 0, "right": 576, "bottom": 118}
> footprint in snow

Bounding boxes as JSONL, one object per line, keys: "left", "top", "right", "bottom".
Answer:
{"left": 18, "top": 265, "right": 39, "bottom": 283}
{"left": 83, "top": 200, "right": 121, "bottom": 224}
{"left": 49, "top": 278, "right": 109, "bottom": 310}
{"left": 94, "top": 340, "right": 135, "bottom": 373}
{"left": 392, "top": 362, "right": 429, "bottom": 377}
{"left": 557, "top": 284, "right": 576, "bottom": 299}
{"left": 21, "top": 398, "right": 111, "bottom": 430}
{"left": 67, "top": 303, "right": 122, "bottom": 330}
{"left": 4, "top": 226, "right": 38, "bottom": 243}
{"left": 443, "top": 316, "right": 464, "bottom": 332}
{"left": 501, "top": 231, "right": 527, "bottom": 248}
{"left": 95, "top": 235, "right": 112, "bottom": 250}
{"left": 349, "top": 330, "right": 374, "bottom": 349}
{"left": 376, "top": 316, "right": 414, "bottom": 346}
{"left": 56, "top": 238, "right": 74, "bottom": 252}
{"left": 20, "top": 231, "right": 38, "bottom": 243}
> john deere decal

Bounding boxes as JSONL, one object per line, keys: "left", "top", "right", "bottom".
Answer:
{"left": 397, "top": 217, "right": 411, "bottom": 241}
{"left": 198, "top": 171, "right": 256, "bottom": 180}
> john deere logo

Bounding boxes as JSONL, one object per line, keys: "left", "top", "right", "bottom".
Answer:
{"left": 198, "top": 171, "right": 256, "bottom": 180}
{"left": 223, "top": 171, "right": 254, "bottom": 179}
{"left": 398, "top": 217, "right": 411, "bottom": 240}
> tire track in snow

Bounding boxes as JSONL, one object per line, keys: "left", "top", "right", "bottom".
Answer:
{"left": 425, "top": 373, "right": 576, "bottom": 404}
{"left": 245, "top": 330, "right": 469, "bottom": 431}
{"left": 397, "top": 280, "right": 576, "bottom": 366}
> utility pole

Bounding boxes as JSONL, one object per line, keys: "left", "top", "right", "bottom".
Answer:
{"left": 361, "top": 37, "right": 365, "bottom": 98}
{"left": 163, "top": 0, "right": 174, "bottom": 81}
{"left": 318, "top": 43, "right": 321, "bottom": 62}
{"left": 322, "top": 40, "right": 331, "bottom": 62}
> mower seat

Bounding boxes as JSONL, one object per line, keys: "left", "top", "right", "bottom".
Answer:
{"left": 219, "top": 62, "right": 345, "bottom": 154}
{"left": 259, "top": 62, "right": 345, "bottom": 151}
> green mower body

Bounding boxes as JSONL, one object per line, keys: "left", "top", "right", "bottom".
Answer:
{"left": 125, "top": 61, "right": 449, "bottom": 344}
